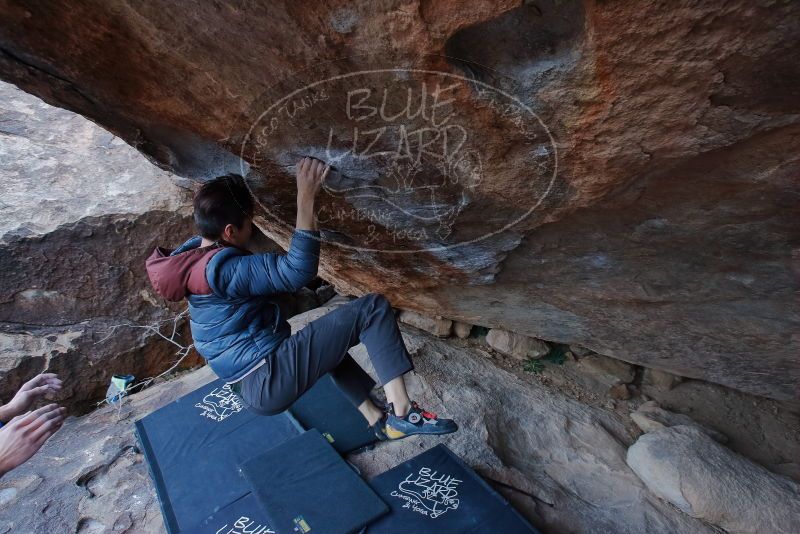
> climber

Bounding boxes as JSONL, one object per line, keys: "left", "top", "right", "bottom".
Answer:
{"left": 145, "top": 157, "right": 457, "bottom": 441}
{"left": 0, "top": 373, "right": 66, "bottom": 477}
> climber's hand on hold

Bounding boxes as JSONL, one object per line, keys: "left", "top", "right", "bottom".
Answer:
{"left": 0, "top": 404, "right": 66, "bottom": 477}
{"left": 296, "top": 156, "right": 329, "bottom": 200}
{"left": 295, "top": 156, "right": 330, "bottom": 231}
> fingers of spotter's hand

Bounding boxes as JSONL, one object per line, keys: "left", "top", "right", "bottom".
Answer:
{"left": 43, "top": 375, "right": 61, "bottom": 386}
{"left": 27, "top": 407, "right": 64, "bottom": 432}
{"left": 24, "top": 375, "right": 58, "bottom": 392}
{"left": 30, "top": 410, "right": 66, "bottom": 442}
{"left": 35, "top": 423, "right": 63, "bottom": 447}
{"left": 14, "top": 404, "right": 60, "bottom": 427}
{"left": 28, "top": 385, "right": 52, "bottom": 398}
{"left": 321, "top": 164, "right": 331, "bottom": 181}
{"left": 33, "top": 373, "right": 58, "bottom": 384}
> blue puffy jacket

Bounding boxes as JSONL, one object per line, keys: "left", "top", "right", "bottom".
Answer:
{"left": 145, "top": 229, "right": 321, "bottom": 382}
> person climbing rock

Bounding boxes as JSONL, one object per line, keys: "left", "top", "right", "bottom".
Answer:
{"left": 145, "top": 157, "right": 457, "bottom": 441}
{"left": 0, "top": 373, "right": 66, "bottom": 477}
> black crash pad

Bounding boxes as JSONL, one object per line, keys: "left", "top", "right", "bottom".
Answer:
{"left": 135, "top": 379, "right": 301, "bottom": 533}
{"left": 240, "top": 429, "right": 388, "bottom": 534}
{"left": 365, "top": 444, "right": 539, "bottom": 533}
{"left": 181, "top": 493, "right": 273, "bottom": 534}
{"left": 288, "top": 373, "right": 379, "bottom": 454}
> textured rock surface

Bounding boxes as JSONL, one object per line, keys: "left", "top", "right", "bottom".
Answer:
{"left": 0, "top": 81, "right": 200, "bottom": 412}
{"left": 485, "top": 327, "right": 549, "bottom": 359}
{"left": 627, "top": 376, "right": 800, "bottom": 483}
{"left": 0, "top": 82, "right": 190, "bottom": 241}
{"left": 480, "top": 336, "right": 800, "bottom": 483}
{"left": 642, "top": 368, "right": 684, "bottom": 393}
{"left": 0, "top": 1, "right": 797, "bottom": 399}
{"left": 574, "top": 353, "right": 635, "bottom": 389}
{"left": 627, "top": 425, "right": 800, "bottom": 533}
{"left": 631, "top": 401, "right": 727, "bottom": 443}
{"left": 397, "top": 309, "right": 452, "bottom": 337}
{"left": 452, "top": 320, "right": 472, "bottom": 339}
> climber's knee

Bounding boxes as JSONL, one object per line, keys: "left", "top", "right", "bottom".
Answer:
{"left": 363, "top": 292, "right": 390, "bottom": 309}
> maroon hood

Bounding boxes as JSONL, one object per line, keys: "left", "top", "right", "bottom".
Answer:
{"left": 145, "top": 244, "right": 223, "bottom": 302}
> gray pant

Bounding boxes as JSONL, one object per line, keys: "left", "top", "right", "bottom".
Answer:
{"left": 237, "top": 293, "right": 415, "bottom": 416}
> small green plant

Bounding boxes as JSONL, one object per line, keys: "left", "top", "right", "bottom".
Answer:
{"left": 523, "top": 358, "right": 545, "bottom": 374}
{"left": 469, "top": 325, "right": 490, "bottom": 338}
{"left": 524, "top": 345, "right": 570, "bottom": 374}
{"left": 543, "top": 345, "right": 567, "bottom": 365}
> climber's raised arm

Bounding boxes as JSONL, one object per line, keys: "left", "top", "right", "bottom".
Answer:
{"left": 210, "top": 228, "right": 321, "bottom": 297}
{"left": 203, "top": 157, "right": 328, "bottom": 298}
{"left": 295, "top": 156, "right": 329, "bottom": 232}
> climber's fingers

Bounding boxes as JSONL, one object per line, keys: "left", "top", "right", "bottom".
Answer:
{"left": 311, "top": 157, "right": 323, "bottom": 176}
{"left": 296, "top": 156, "right": 311, "bottom": 177}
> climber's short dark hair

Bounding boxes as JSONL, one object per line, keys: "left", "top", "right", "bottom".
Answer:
{"left": 193, "top": 173, "right": 254, "bottom": 239}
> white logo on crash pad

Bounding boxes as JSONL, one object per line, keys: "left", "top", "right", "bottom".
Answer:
{"left": 213, "top": 515, "right": 274, "bottom": 534}
{"left": 196, "top": 385, "right": 244, "bottom": 422}
{"left": 390, "top": 466, "right": 462, "bottom": 519}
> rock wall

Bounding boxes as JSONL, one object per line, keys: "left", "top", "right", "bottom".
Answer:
{"left": 627, "top": 425, "right": 800, "bottom": 533}
{"left": 0, "top": 1, "right": 797, "bottom": 400}
{"left": 0, "top": 81, "right": 201, "bottom": 413}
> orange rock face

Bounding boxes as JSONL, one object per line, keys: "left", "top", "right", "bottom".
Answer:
{"left": 0, "top": 0, "right": 797, "bottom": 399}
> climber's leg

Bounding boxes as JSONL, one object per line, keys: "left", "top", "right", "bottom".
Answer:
{"left": 237, "top": 293, "right": 415, "bottom": 419}
{"left": 357, "top": 397, "right": 386, "bottom": 427}
{"left": 330, "top": 353, "right": 384, "bottom": 424}
{"left": 383, "top": 375, "right": 411, "bottom": 417}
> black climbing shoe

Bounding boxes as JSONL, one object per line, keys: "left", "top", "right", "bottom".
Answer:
{"left": 370, "top": 413, "right": 390, "bottom": 441}
{"left": 371, "top": 401, "right": 458, "bottom": 441}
